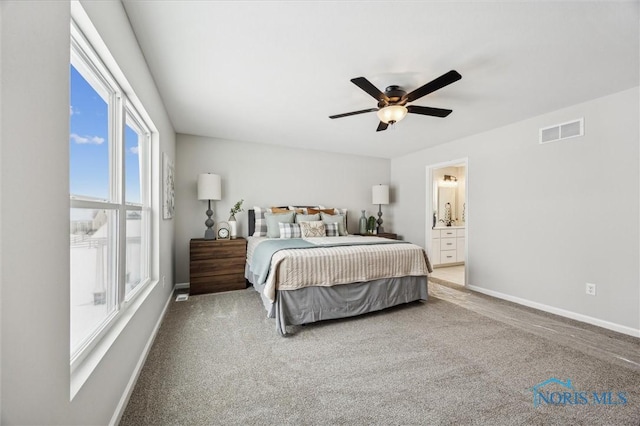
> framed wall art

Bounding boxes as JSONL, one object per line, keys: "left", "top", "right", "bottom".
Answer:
{"left": 163, "top": 152, "right": 175, "bottom": 219}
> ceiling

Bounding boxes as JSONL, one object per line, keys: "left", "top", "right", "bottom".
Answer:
{"left": 122, "top": 1, "right": 639, "bottom": 159}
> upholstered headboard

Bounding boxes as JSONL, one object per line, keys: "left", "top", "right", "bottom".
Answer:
{"left": 248, "top": 206, "right": 347, "bottom": 236}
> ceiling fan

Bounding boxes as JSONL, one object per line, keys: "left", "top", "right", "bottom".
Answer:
{"left": 329, "top": 70, "right": 462, "bottom": 132}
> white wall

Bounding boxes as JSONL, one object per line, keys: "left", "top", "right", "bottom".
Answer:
{"left": 175, "top": 134, "right": 391, "bottom": 283}
{"left": 391, "top": 87, "right": 640, "bottom": 334}
{"left": 0, "top": 1, "right": 175, "bottom": 424}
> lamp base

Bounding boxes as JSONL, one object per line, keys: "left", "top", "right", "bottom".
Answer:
{"left": 204, "top": 201, "right": 215, "bottom": 240}
{"left": 376, "top": 204, "right": 384, "bottom": 234}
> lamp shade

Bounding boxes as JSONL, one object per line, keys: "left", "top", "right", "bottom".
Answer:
{"left": 372, "top": 184, "right": 389, "bottom": 205}
{"left": 197, "top": 173, "right": 221, "bottom": 200}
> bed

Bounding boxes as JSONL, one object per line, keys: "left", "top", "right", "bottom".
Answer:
{"left": 244, "top": 207, "right": 432, "bottom": 335}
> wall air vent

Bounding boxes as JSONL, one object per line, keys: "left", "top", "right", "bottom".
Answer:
{"left": 539, "top": 118, "right": 584, "bottom": 144}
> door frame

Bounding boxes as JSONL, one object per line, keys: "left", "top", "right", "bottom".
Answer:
{"left": 425, "top": 157, "right": 469, "bottom": 286}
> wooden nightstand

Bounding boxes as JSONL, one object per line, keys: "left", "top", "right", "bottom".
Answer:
{"left": 376, "top": 233, "right": 397, "bottom": 240}
{"left": 190, "top": 237, "right": 247, "bottom": 295}
{"left": 354, "top": 233, "right": 397, "bottom": 240}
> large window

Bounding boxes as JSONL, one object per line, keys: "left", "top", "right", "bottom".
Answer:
{"left": 70, "top": 23, "right": 152, "bottom": 365}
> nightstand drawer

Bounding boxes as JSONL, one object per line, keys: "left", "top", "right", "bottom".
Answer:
{"left": 440, "top": 238, "right": 457, "bottom": 250}
{"left": 190, "top": 239, "right": 246, "bottom": 261}
{"left": 190, "top": 273, "right": 246, "bottom": 294}
{"left": 190, "top": 257, "right": 245, "bottom": 276}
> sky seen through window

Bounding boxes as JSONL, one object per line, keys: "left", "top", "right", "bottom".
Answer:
{"left": 70, "top": 64, "right": 141, "bottom": 205}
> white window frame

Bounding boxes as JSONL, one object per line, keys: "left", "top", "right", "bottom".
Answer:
{"left": 123, "top": 105, "right": 151, "bottom": 301}
{"left": 70, "top": 20, "right": 153, "bottom": 371}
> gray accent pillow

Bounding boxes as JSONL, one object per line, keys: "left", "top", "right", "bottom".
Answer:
{"left": 320, "top": 212, "right": 348, "bottom": 236}
{"left": 265, "top": 211, "right": 295, "bottom": 238}
{"left": 279, "top": 222, "right": 301, "bottom": 239}
{"left": 295, "top": 213, "right": 320, "bottom": 223}
{"left": 252, "top": 206, "right": 271, "bottom": 237}
{"left": 325, "top": 222, "right": 340, "bottom": 237}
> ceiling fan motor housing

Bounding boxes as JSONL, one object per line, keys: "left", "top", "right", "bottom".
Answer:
{"left": 383, "top": 85, "right": 407, "bottom": 106}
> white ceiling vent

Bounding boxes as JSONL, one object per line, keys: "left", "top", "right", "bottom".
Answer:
{"left": 539, "top": 118, "right": 584, "bottom": 144}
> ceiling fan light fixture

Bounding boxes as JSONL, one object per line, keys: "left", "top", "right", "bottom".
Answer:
{"left": 376, "top": 105, "right": 408, "bottom": 124}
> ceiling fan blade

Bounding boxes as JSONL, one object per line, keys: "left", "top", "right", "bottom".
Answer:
{"left": 407, "top": 105, "right": 453, "bottom": 118}
{"left": 351, "top": 77, "right": 389, "bottom": 102}
{"left": 405, "top": 70, "right": 462, "bottom": 103}
{"left": 329, "top": 108, "right": 378, "bottom": 119}
{"left": 376, "top": 122, "right": 389, "bottom": 132}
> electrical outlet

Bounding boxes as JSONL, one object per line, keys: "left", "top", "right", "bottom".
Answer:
{"left": 585, "top": 282, "right": 596, "bottom": 296}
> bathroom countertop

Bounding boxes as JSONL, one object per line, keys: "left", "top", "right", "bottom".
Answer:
{"left": 433, "top": 225, "right": 465, "bottom": 230}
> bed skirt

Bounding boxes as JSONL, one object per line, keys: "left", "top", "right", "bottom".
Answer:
{"left": 245, "top": 264, "right": 428, "bottom": 335}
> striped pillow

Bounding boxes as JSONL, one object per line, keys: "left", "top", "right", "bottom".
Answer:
{"left": 279, "top": 222, "right": 301, "bottom": 239}
{"left": 325, "top": 222, "right": 339, "bottom": 237}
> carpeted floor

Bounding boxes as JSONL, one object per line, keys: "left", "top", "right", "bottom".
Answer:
{"left": 120, "top": 283, "right": 640, "bottom": 425}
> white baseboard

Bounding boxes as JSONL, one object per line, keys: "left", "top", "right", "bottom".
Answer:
{"left": 109, "top": 289, "right": 174, "bottom": 426}
{"left": 467, "top": 285, "right": 640, "bottom": 338}
{"left": 175, "top": 282, "right": 189, "bottom": 290}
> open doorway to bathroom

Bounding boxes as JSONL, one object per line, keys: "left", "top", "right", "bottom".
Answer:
{"left": 426, "top": 159, "right": 467, "bottom": 287}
